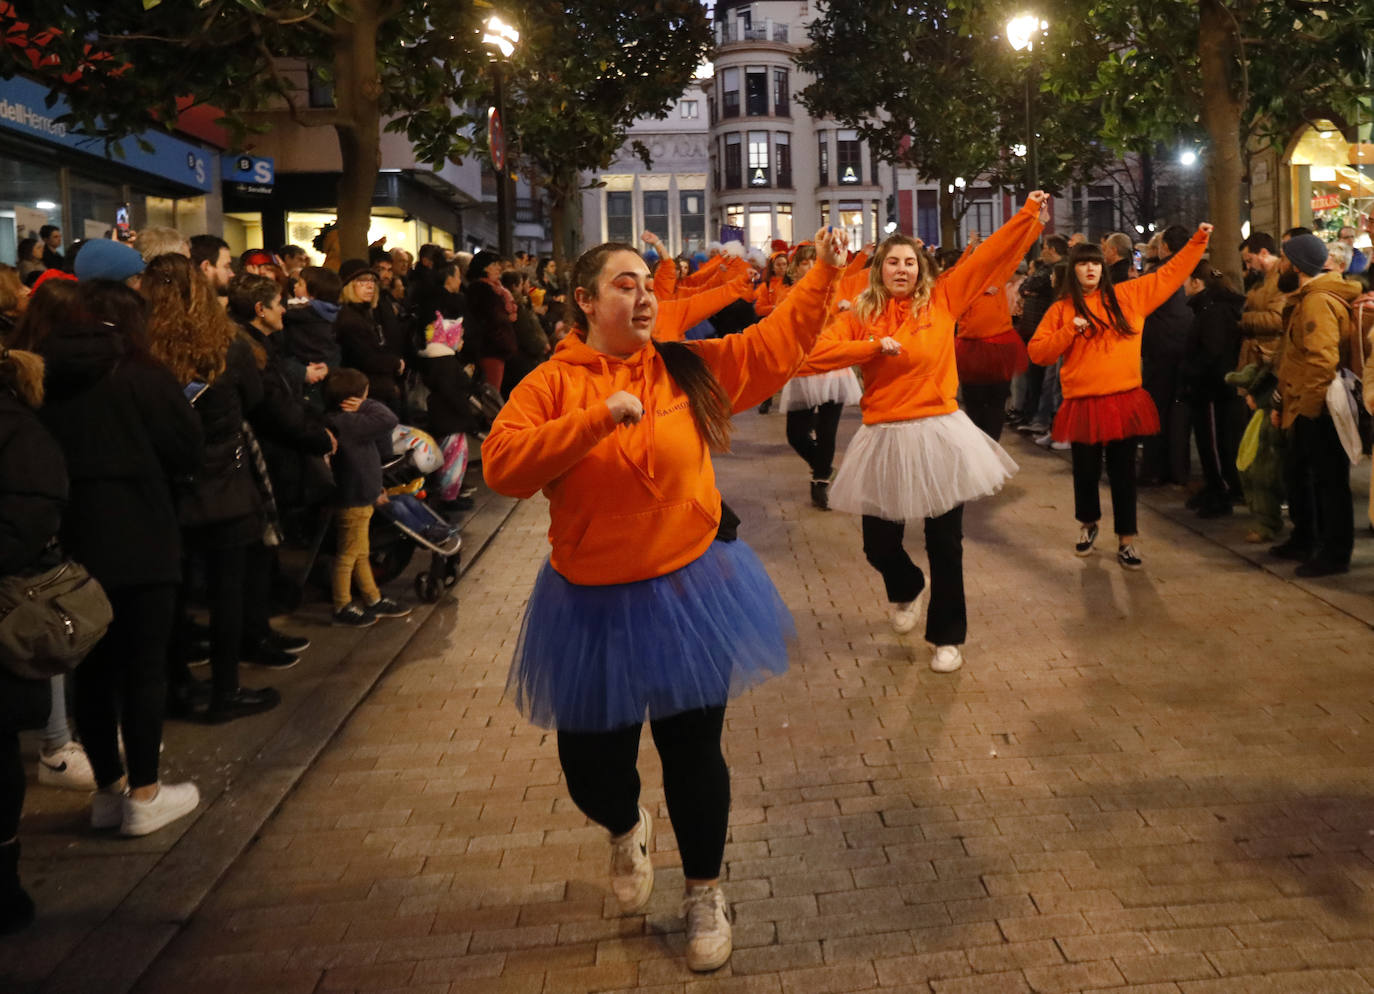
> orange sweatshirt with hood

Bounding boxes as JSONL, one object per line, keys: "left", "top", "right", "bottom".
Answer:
{"left": 483, "top": 258, "right": 839, "bottom": 585}
{"left": 656, "top": 278, "right": 752, "bottom": 342}
{"left": 1027, "top": 231, "right": 1209, "bottom": 400}
{"left": 801, "top": 199, "right": 1043, "bottom": 423}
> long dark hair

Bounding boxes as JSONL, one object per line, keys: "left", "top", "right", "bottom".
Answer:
{"left": 569, "top": 242, "right": 732, "bottom": 452}
{"left": 9, "top": 278, "right": 81, "bottom": 350}
{"left": 1059, "top": 243, "right": 1134, "bottom": 338}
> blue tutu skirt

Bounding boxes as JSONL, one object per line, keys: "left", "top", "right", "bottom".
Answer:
{"left": 507, "top": 540, "right": 794, "bottom": 732}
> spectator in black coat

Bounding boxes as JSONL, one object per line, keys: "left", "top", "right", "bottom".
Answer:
{"left": 1138, "top": 225, "right": 1195, "bottom": 485}
{"left": 0, "top": 346, "right": 67, "bottom": 933}
{"left": 463, "top": 251, "right": 517, "bottom": 394}
{"left": 335, "top": 259, "right": 405, "bottom": 412}
{"left": 39, "top": 279, "right": 205, "bottom": 837}
{"left": 1012, "top": 235, "right": 1068, "bottom": 424}
{"left": 1181, "top": 262, "right": 1247, "bottom": 516}
{"left": 281, "top": 266, "right": 343, "bottom": 373}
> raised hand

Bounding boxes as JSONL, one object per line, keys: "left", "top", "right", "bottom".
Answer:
{"left": 813, "top": 226, "right": 849, "bottom": 267}
{"left": 641, "top": 230, "right": 666, "bottom": 254}
{"left": 1197, "top": 223, "right": 1214, "bottom": 237}
{"left": 878, "top": 336, "right": 902, "bottom": 355}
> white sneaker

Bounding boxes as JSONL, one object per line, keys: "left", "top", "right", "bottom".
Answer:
{"left": 1034, "top": 432, "right": 1053, "bottom": 448}
{"left": 38, "top": 741, "right": 96, "bottom": 791}
{"left": 930, "top": 645, "right": 964, "bottom": 673}
{"left": 890, "top": 585, "right": 927, "bottom": 635}
{"left": 609, "top": 805, "right": 654, "bottom": 914}
{"left": 683, "top": 885, "right": 732, "bottom": 972}
{"left": 90, "top": 784, "right": 126, "bottom": 830}
{"left": 1050, "top": 440, "right": 1071, "bottom": 451}
{"left": 120, "top": 781, "right": 200, "bottom": 837}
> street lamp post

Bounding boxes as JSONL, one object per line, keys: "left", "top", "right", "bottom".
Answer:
{"left": 1006, "top": 14, "right": 1047, "bottom": 194}
{"left": 483, "top": 14, "right": 520, "bottom": 256}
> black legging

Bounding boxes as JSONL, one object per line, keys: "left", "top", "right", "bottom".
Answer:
{"left": 204, "top": 542, "right": 271, "bottom": 699}
{"left": 861, "top": 507, "right": 966, "bottom": 645}
{"left": 74, "top": 583, "right": 175, "bottom": 790}
{"left": 785, "top": 402, "right": 844, "bottom": 480}
{"left": 0, "top": 674, "right": 49, "bottom": 840}
{"left": 557, "top": 706, "right": 728, "bottom": 880}
{"left": 1071, "top": 439, "right": 1138, "bottom": 536}
{"left": 962, "top": 382, "right": 1012, "bottom": 442}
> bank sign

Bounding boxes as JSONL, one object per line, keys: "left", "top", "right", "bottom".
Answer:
{"left": 223, "top": 154, "right": 275, "bottom": 197}
{"left": 0, "top": 75, "right": 216, "bottom": 194}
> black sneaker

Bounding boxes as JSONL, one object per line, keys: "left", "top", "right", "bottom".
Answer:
{"left": 1269, "top": 540, "right": 1312, "bottom": 562}
{"left": 366, "top": 597, "right": 412, "bottom": 619}
{"left": 810, "top": 479, "right": 830, "bottom": 511}
{"left": 1294, "top": 559, "right": 1350, "bottom": 578}
{"left": 202, "top": 686, "right": 281, "bottom": 724}
{"left": 1117, "top": 544, "right": 1143, "bottom": 570}
{"left": 243, "top": 645, "right": 299, "bottom": 670}
{"left": 333, "top": 604, "right": 377, "bottom": 627}
{"left": 265, "top": 631, "right": 310, "bottom": 654}
{"left": 1075, "top": 523, "right": 1098, "bottom": 557}
{"left": 1195, "top": 498, "right": 1232, "bottom": 519}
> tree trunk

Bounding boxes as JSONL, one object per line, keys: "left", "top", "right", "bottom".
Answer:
{"left": 549, "top": 187, "right": 568, "bottom": 268}
{"left": 1198, "top": 0, "right": 1244, "bottom": 288}
{"left": 938, "top": 180, "right": 958, "bottom": 248}
{"left": 331, "top": 1, "right": 383, "bottom": 262}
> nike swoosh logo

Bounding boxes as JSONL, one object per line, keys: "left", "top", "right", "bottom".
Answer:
{"left": 41, "top": 761, "right": 69, "bottom": 773}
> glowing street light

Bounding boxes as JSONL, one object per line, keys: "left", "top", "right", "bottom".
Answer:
{"left": 1006, "top": 14, "right": 1048, "bottom": 51}
{"left": 483, "top": 13, "right": 521, "bottom": 256}
{"left": 483, "top": 14, "right": 519, "bottom": 58}
{"left": 1179, "top": 149, "right": 1198, "bottom": 167}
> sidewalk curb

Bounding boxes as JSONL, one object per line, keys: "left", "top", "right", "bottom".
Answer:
{"left": 40, "top": 497, "right": 523, "bottom": 994}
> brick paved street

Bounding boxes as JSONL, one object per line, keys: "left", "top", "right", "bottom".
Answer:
{"left": 116, "top": 409, "right": 1374, "bottom": 992}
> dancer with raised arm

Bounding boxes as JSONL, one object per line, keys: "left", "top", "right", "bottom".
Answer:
{"left": 482, "top": 227, "right": 846, "bottom": 974}
{"left": 801, "top": 192, "right": 1048, "bottom": 674}
{"left": 1028, "top": 222, "right": 1212, "bottom": 569}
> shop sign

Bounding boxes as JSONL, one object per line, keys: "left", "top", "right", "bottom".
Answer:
{"left": 223, "top": 154, "right": 274, "bottom": 197}
{"left": 0, "top": 75, "right": 216, "bottom": 194}
{"left": 1311, "top": 193, "right": 1342, "bottom": 211}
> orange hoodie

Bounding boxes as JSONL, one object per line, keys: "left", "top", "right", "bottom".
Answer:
{"left": 656, "top": 278, "right": 751, "bottom": 342}
{"left": 1027, "top": 231, "right": 1209, "bottom": 400}
{"left": 652, "top": 256, "right": 678, "bottom": 301}
{"left": 482, "top": 258, "right": 839, "bottom": 585}
{"left": 801, "top": 199, "right": 1044, "bottom": 424}
{"left": 957, "top": 283, "right": 1016, "bottom": 341}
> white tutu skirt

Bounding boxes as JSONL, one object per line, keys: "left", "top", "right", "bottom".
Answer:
{"left": 780, "top": 368, "right": 862, "bottom": 411}
{"left": 829, "top": 410, "right": 1018, "bottom": 521}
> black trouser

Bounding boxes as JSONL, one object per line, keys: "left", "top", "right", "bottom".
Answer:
{"left": 785, "top": 403, "right": 843, "bottom": 480}
{"left": 0, "top": 674, "right": 49, "bottom": 841}
{"left": 203, "top": 542, "right": 271, "bottom": 700}
{"left": 1284, "top": 412, "right": 1353, "bottom": 565}
{"left": 557, "top": 707, "right": 728, "bottom": 881}
{"left": 1190, "top": 381, "right": 1244, "bottom": 498}
{"left": 1072, "top": 439, "right": 1138, "bottom": 536}
{"left": 962, "top": 382, "right": 1012, "bottom": 442}
{"left": 1019, "top": 362, "right": 1046, "bottom": 420}
{"left": 861, "top": 507, "right": 966, "bottom": 645}
{"left": 1141, "top": 357, "right": 1186, "bottom": 482}
{"left": 74, "top": 583, "right": 175, "bottom": 790}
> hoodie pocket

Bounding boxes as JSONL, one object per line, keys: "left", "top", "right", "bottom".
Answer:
{"left": 568, "top": 499, "right": 718, "bottom": 578}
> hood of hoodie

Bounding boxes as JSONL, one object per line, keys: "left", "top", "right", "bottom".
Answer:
{"left": 1298, "top": 271, "right": 1362, "bottom": 306}
{"left": 308, "top": 299, "right": 341, "bottom": 323}
{"left": 40, "top": 321, "right": 126, "bottom": 402}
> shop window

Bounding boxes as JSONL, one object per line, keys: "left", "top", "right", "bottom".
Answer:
{"left": 773, "top": 69, "right": 790, "bottom": 117}
{"left": 748, "top": 204, "right": 772, "bottom": 249}
{"left": 643, "top": 191, "right": 669, "bottom": 240}
{"left": 724, "top": 133, "right": 743, "bottom": 190}
{"left": 680, "top": 190, "right": 706, "bottom": 253}
{"left": 721, "top": 68, "right": 740, "bottom": 119}
{"left": 837, "top": 129, "right": 862, "bottom": 185}
{"left": 606, "top": 191, "right": 634, "bottom": 242}
{"left": 0, "top": 155, "right": 63, "bottom": 265}
{"left": 69, "top": 174, "right": 124, "bottom": 240}
{"left": 818, "top": 134, "right": 829, "bottom": 186}
{"left": 776, "top": 204, "right": 793, "bottom": 244}
{"left": 748, "top": 131, "right": 770, "bottom": 187}
{"left": 745, "top": 66, "right": 768, "bottom": 117}
{"left": 725, "top": 204, "right": 744, "bottom": 240}
{"left": 839, "top": 200, "right": 864, "bottom": 250}
{"left": 775, "top": 133, "right": 792, "bottom": 188}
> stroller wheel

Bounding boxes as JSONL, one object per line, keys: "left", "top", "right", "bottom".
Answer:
{"left": 415, "top": 571, "right": 442, "bottom": 603}
{"left": 442, "top": 555, "right": 461, "bottom": 588}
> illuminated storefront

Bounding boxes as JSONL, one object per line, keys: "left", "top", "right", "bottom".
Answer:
{"left": 1285, "top": 119, "right": 1374, "bottom": 249}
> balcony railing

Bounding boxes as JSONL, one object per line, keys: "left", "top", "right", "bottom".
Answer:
{"left": 716, "top": 22, "right": 790, "bottom": 45}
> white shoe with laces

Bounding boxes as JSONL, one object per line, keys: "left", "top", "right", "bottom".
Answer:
{"left": 682, "top": 884, "right": 732, "bottom": 972}
{"left": 930, "top": 645, "right": 964, "bottom": 673}
{"left": 609, "top": 805, "right": 654, "bottom": 914}
{"left": 890, "top": 585, "right": 927, "bottom": 635}
{"left": 38, "top": 741, "right": 96, "bottom": 791}
{"left": 120, "top": 781, "right": 200, "bottom": 837}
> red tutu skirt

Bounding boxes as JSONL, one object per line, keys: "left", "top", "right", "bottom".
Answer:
{"left": 1052, "top": 387, "right": 1160, "bottom": 444}
{"left": 955, "top": 331, "right": 1029, "bottom": 385}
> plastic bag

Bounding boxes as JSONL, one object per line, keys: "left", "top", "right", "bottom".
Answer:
{"left": 1326, "top": 370, "right": 1364, "bottom": 465}
{"left": 1236, "top": 409, "right": 1264, "bottom": 472}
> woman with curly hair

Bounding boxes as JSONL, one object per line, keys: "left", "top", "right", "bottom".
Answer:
{"left": 143, "top": 253, "right": 281, "bottom": 724}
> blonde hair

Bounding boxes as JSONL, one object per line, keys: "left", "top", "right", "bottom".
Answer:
{"left": 0, "top": 347, "right": 45, "bottom": 408}
{"left": 852, "top": 235, "right": 933, "bottom": 325}
{"left": 340, "top": 278, "right": 377, "bottom": 308}
{"left": 0, "top": 264, "right": 24, "bottom": 316}
{"left": 135, "top": 226, "right": 190, "bottom": 261}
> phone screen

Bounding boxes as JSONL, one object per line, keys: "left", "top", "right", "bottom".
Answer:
{"left": 184, "top": 380, "right": 208, "bottom": 403}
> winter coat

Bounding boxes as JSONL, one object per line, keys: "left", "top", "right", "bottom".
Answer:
{"left": 1237, "top": 267, "right": 1289, "bottom": 368}
{"left": 1180, "top": 285, "right": 1246, "bottom": 390}
{"left": 335, "top": 303, "right": 403, "bottom": 408}
{"left": 282, "top": 299, "right": 342, "bottom": 368}
{"left": 1017, "top": 266, "right": 1056, "bottom": 342}
{"left": 39, "top": 322, "right": 203, "bottom": 589}
{"left": 1275, "top": 272, "right": 1361, "bottom": 428}
{"left": 464, "top": 280, "right": 518, "bottom": 362}
{"left": 1141, "top": 284, "right": 1194, "bottom": 365}
{"left": 325, "top": 399, "right": 398, "bottom": 508}
{"left": 417, "top": 348, "right": 479, "bottom": 439}
{"left": 0, "top": 391, "right": 67, "bottom": 575}
{"left": 484, "top": 256, "right": 839, "bottom": 586}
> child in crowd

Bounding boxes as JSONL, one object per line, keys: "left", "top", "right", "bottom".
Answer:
{"left": 323, "top": 368, "right": 412, "bottom": 627}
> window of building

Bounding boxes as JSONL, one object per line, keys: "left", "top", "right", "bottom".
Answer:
{"left": 307, "top": 64, "right": 334, "bottom": 108}
{"left": 721, "top": 68, "right": 740, "bottom": 119}
{"left": 916, "top": 189, "right": 939, "bottom": 245}
{"left": 965, "top": 195, "right": 994, "bottom": 240}
{"left": 748, "top": 131, "right": 770, "bottom": 187}
{"left": 776, "top": 204, "right": 793, "bottom": 244}
{"left": 745, "top": 66, "right": 768, "bottom": 116}
{"left": 774, "top": 133, "right": 792, "bottom": 188}
{"left": 681, "top": 100, "right": 699, "bottom": 119}
{"left": 748, "top": 204, "right": 772, "bottom": 249}
{"left": 643, "top": 191, "right": 669, "bottom": 240}
{"left": 818, "top": 133, "right": 829, "bottom": 186}
{"left": 871, "top": 201, "right": 880, "bottom": 245}
{"left": 819, "top": 200, "right": 831, "bottom": 226}
{"left": 680, "top": 190, "right": 705, "bottom": 252}
{"left": 773, "top": 68, "right": 790, "bottom": 117}
{"left": 724, "top": 133, "right": 742, "bottom": 190}
{"left": 871, "top": 147, "right": 881, "bottom": 185}
{"left": 725, "top": 204, "right": 744, "bottom": 238}
{"left": 839, "top": 200, "right": 864, "bottom": 249}
{"left": 606, "top": 191, "right": 634, "bottom": 242}
{"left": 1087, "top": 185, "right": 1115, "bottom": 241}
{"left": 836, "top": 129, "right": 862, "bottom": 185}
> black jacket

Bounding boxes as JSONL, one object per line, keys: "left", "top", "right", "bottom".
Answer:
{"left": 40, "top": 323, "right": 203, "bottom": 589}
{"left": 335, "top": 304, "right": 403, "bottom": 407}
{"left": 417, "top": 352, "right": 478, "bottom": 439}
{"left": 1018, "top": 266, "right": 1056, "bottom": 342}
{"left": 1109, "top": 257, "right": 1133, "bottom": 285}
{"left": 281, "top": 300, "right": 342, "bottom": 368}
{"left": 463, "top": 281, "right": 518, "bottom": 362}
{"left": 1141, "top": 285, "right": 1194, "bottom": 365}
{"left": 1181, "top": 286, "right": 1246, "bottom": 389}
{"left": 325, "top": 399, "right": 398, "bottom": 508}
{"left": 0, "top": 392, "right": 67, "bottom": 576}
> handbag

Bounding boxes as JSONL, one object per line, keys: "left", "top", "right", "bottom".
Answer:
{"left": 0, "top": 554, "right": 113, "bottom": 680}
{"left": 1326, "top": 370, "right": 1363, "bottom": 465}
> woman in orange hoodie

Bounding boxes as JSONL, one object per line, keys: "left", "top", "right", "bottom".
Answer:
{"left": 483, "top": 227, "right": 846, "bottom": 974}
{"left": 753, "top": 250, "right": 789, "bottom": 317}
{"left": 1027, "top": 223, "right": 1212, "bottom": 569}
{"left": 801, "top": 193, "right": 1048, "bottom": 674}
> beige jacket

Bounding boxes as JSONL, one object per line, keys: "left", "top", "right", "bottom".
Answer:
{"left": 1275, "top": 272, "right": 1360, "bottom": 428}
{"left": 1237, "top": 266, "right": 1289, "bottom": 368}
